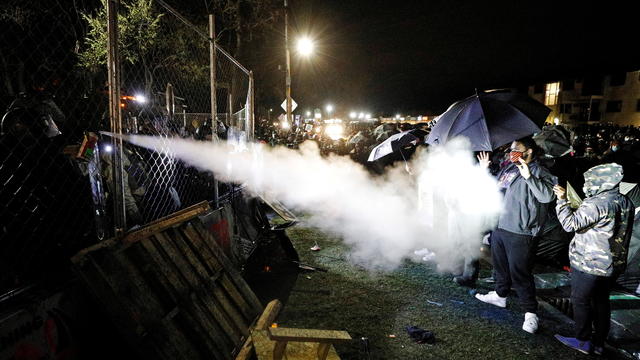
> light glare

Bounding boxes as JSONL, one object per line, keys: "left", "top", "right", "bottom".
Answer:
{"left": 297, "top": 37, "right": 314, "bottom": 56}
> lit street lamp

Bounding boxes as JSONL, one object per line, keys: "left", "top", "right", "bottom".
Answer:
{"left": 297, "top": 37, "right": 314, "bottom": 57}
{"left": 284, "top": 0, "right": 315, "bottom": 127}
{"left": 326, "top": 104, "right": 334, "bottom": 118}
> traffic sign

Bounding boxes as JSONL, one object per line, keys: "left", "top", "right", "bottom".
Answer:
{"left": 281, "top": 98, "right": 298, "bottom": 112}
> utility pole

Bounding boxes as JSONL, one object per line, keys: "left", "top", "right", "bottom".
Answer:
{"left": 209, "top": 13, "right": 219, "bottom": 208}
{"left": 106, "top": 0, "right": 126, "bottom": 234}
{"left": 284, "top": 0, "right": 292, "bottom": 125}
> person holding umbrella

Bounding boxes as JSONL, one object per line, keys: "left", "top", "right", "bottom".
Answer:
{"left": 475, "top": 136, "right": 557, "bottom": 334}
{"left": 552, "top": 163, "right": 634, "bottom": 355}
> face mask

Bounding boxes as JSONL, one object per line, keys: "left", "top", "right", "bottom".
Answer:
{"left": 611, "top": 146, "right": 618, "bottom": 152}
{"left": 509, "top": 151, "right": 523, "bottom": 163}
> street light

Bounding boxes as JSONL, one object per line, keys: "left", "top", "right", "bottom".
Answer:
{"left": 326, "top": 104, "right": 334, "bottom": 114}
{"left": 349, "top": 111, "right": 357, "bottom": 119}
{"left": 297, "top": 37, "right": 314, "bottom": 57}
{"left": 284, "top": 0, "right": 315, "bottom": 127}
{"left": 284, "top": 0, "right": 292, "bottom": 125}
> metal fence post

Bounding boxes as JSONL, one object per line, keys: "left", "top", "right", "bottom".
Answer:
{"left": 209, "top": 13, "right": 219, "bottom": 208}
{"left": 107, "top": 0, "right": 126, "bottom": 234}
{"left": 248, "top": 71, "right": 255, "bottom": 141}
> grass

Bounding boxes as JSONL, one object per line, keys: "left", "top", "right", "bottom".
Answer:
{"left": 273, "top": 222, "right": 625, "bottom": 360}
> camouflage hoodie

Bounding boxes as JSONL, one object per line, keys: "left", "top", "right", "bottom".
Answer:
{"left": 556, "top": 163, "right": 635, "bottom": 277}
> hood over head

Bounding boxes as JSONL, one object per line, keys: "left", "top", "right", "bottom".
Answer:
{"left": 583, "top": 163, "right": 624, "bottom": 197}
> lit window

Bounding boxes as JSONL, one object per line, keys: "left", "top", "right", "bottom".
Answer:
{"left": 545, "top": 82, "right": 560, "bottom": 106}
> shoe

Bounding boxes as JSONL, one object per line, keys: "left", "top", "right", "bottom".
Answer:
{"left": 453, "top": 276, "right": 476, "bottom": 288}
{"left": 593, "top": 345, "right": 604, "bottom": 356}
{"left": 554, "top": 334, "right": 591, "bottom": 355}
{"left": 475, "top": 291, "right": 506, "bottom": 308}
{"left": 522, "top": 312, "right": 538, "bottom": 334}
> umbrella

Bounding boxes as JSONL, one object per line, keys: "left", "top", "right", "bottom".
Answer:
{"left": 426, "top": 89, "right": 550, "bottom": 151}
{"left": 533, "top": 125, "right": 574, "bottom": 158}
{"left": 368, "top": 130, "right": 420, "bottom": 162}
{"left": 348, "top": 131, "right": 367, "bottom": 145}
{"left": 620, "top": 182, "right": 640, "bottom": 209}
{"left": 373, "top": 123, "right": 396, "bottom": 137}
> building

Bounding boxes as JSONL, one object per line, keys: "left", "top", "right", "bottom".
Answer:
{"left": 527, "top": 69, "right": 640, "bottom": 126}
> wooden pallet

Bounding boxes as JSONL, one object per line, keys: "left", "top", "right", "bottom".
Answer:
{"left": 72, "top": 201, "right": 263, "bottom": 360}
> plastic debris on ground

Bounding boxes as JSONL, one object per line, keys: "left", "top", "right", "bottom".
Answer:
{"left": 414, "top": 248, "right": 436, "bottom": 262}
{"left": 426, "top": 300, "right": 443, "bottom": 306}
{"left": 534, "top": 272, "right": 571, "bottom": 289}
{"left": 406, "top": 326, "right": 436, "bottom": 344}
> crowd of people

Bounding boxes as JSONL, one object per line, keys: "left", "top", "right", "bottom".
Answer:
{"left": 258, "top": 117, "right": 640, "bottom": 355}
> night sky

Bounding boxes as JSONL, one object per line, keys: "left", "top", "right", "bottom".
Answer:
{"left": 276, "top": 0, "right": 640, "bottom": 116}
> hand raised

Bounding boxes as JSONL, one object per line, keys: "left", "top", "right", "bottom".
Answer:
{"left": 477, "top": 152, "right": 491, "bottom": 169}
{"left": 516, "top": 158, "right": 531, "bottom": 179}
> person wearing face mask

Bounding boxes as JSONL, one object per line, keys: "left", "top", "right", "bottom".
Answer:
{"left": 552, "top": 163, "right": 634, "bottom": 356}
{"left": 601, "top": 139, "right": 638, "bottom": 182}
{"left": 475, "top": 136, "right": 557, "bottom": 334}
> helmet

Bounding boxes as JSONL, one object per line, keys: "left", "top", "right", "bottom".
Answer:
{"left": 1, "top": 95, "right": 62, "bottom": 139}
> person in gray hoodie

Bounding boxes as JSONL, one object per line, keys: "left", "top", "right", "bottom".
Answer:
{"left": 553, "top": 163, "right": 634, "bottom": 356}
{"left": 475, "top": 136, "right": 557, "bottom": 334}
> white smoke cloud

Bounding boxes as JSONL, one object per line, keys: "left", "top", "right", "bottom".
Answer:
{"left": 116, "top": 134, "right": 503, "bottom": 272}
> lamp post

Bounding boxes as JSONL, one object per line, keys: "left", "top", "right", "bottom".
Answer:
{"left": 284, "top": 0, "right": 292, "bottom": 125}
{"left": 284, "top": 0, "right": 314, "bottom": 127}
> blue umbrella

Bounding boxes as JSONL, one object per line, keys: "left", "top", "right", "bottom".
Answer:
{"left": 426, "top": 90, "right": 550, "bottom": 151}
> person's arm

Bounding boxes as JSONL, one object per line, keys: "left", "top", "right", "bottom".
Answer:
{"left": 524, "top": 174, "right": 556, "bottom": 203}
{"left": 554, "top": 196, "right": 601, "bottom": 232}
{"left": 517, "top": 159, "right": 556, "bottom": 203}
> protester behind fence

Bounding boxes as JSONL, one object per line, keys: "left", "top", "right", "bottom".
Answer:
{"left": 475, "top": 136, "right": 557, "bottom": 334}
{"left": 552, "top": 163, "right": 634, "bottom": 356}
{"left": 0, "top": 100, "right": 94, "bottom": 290}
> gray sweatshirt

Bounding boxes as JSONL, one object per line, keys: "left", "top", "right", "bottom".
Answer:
{"left": 496, "top": 161, "right": 557, "bottom": 236}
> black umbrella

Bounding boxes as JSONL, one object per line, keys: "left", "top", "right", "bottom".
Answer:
{"left": 533, "top": 125, "right": 573, "bottom": 158}
{"left": 426, "top": 89, "right": 550, "bottom": 151}
{"left": 368, "top": 130, "right": 420, "bottom": 162}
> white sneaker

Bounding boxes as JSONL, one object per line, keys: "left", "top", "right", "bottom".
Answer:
{"left": 475, "top": 291, "right": 506, "bottom": 308}
{"left": 522, "top": 312, "right": 538, "bottom": 334}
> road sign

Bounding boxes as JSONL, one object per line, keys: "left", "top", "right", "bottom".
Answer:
{"left": 281, "top": 98, "right": 297, "bottom": 112}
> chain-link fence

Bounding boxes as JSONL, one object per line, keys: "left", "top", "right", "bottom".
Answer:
{"left": 0, "top": 0, "right": 106, "bottom": 291}
{"left": 108, "top": 0, "right": 254, "bottom": 228}
{"left": 0, "top": 0, "right": 254, "bottom": 293}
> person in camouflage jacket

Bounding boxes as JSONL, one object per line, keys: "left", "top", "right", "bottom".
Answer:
{"left": 552, "top": 163, "right": 635, "bottom": 355}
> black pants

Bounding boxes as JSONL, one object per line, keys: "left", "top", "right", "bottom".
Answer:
{"left": 491, "top": 228, "right": 538, "bottom": 313}
{"left": 571, "top": 268, "right": 614, "bottom": 346}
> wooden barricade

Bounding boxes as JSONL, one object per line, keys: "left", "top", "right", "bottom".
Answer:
{"left": 71, "top": 201, "right": 263, "bottom": 360}
{"left": 236, "top": 300, "right": 351, "bottom": 360}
